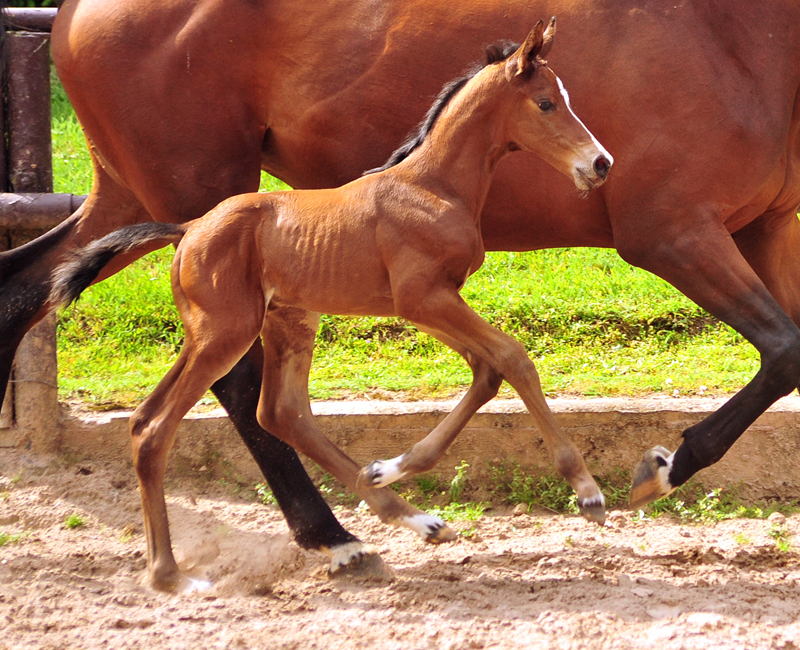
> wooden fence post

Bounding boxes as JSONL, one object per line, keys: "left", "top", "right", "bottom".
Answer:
{"left": 0, "top": 29, "right": 60, "bottom": 451}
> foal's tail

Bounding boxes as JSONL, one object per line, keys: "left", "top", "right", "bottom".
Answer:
{"left": 50, "top": 222, "right": 186, "bottom": 308}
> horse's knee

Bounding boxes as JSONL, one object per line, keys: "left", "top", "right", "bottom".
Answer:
{"left": 761, "top": 327, "right": 800, "bottom": 396}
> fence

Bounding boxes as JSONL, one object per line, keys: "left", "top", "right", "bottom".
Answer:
{"left": 0, "top": 7, "right": 86, "bottom": 450}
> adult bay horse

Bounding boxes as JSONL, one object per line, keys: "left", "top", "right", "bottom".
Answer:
{"left": 2, "top": 0, "right": 800, "bottom": 570}
{"left": 51, "top": 23, "right": 612, "bottom": 591}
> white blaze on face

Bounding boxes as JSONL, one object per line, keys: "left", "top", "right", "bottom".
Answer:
{"left": 556, "top": 76, "right": 614, "bottom": 166}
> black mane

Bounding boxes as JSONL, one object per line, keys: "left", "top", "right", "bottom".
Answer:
{"left": 363, "top": 40, "right": 520, "bottom": 175}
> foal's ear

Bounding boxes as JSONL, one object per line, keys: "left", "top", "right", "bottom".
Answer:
{"left": 540, "top": 16, "right": 557, "bottom": 58}
{"left": 506, "top": 20, "right": 546, "bottom": 79}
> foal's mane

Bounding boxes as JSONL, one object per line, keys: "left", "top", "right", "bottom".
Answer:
{"left": 363, "top": 41, "right": 520, "bottom": 175}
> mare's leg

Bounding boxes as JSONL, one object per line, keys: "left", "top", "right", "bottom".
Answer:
{"left": 394, "top": 289, "right": 605, "bottom": 523}
{"left": 256, "top": 308, "right": 456, "bottom": 546}
{"left": 359, "top": 327, "right": 502, "bottom": 487}
{"left": 210, "top": 343, "right": 363, "bottom": 557}
{"left": 619, "top": 209, "right": 800, "bottom": 508}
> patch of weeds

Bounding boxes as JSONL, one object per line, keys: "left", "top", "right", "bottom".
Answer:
{"left": 119, "top": 524, "right": 135, "bottom": 543}
{"left": 0, "top": 531, "right": 23, "bottom": 546}
{"left": 768, "top": 524, "right": 792, "bottom": 553}
{"left": 413, "top": 461, "right": 488, "bottom": 525}
{"left": 428, "top": 501, "right": 486, "bottom": 522}
{"left": 593, "top": 468, "right": 631, "bottom": 509}
{"left": 449, "top": 460, "right": 470, "bottom": 502}
{"left": 733, "top": 532, "right": 752, "bottom": 545}
{"left": 64, "top": 513, "right": 85, "bottom": 529}
{"left": 488, "top": 460, "right": 578, "bottom": 515}
{"left": 638, "top": 484, "right": 799, "bottom": 524}
{"left": 415, "top": 474, "right": 443, "bottom": 497}
{"left": 10, "top": 471, "right": 23, "bottom": 486}
{"left": 254, "top": 481, "right": 277, "bottom": 506}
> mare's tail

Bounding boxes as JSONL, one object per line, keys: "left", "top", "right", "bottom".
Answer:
{"left": 50, "top": 222, "right": 186, "bottom": 308}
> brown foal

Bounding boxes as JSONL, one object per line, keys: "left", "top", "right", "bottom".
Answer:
{"left": 53, "top": 20, "right": 611, "bottom": 591}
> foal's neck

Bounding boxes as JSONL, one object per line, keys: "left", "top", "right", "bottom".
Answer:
{"left": 401, "top": 66, "right": 512, "bottom": 218}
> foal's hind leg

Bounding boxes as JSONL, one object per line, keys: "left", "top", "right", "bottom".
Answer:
{"left": 359, "top": 327, "right": 502, "bottom": 487}
{"left": 396, "top": 288, "right": 605, "bottom": 523}
{"left": 132, "top": 253, "right": 266, "bottom": 591}
{"left": 131, "top": 330, "right": 259, "bottom": 591}
{"left": 257, "top": 308, "right": 456, "bottom": 549}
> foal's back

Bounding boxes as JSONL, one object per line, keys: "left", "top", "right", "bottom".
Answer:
{"left": 181, "top": 173, "right": 415, "bottom": 318}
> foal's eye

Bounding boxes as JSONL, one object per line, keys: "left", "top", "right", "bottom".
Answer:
{"left": 537, "top": 100, "right": 555, "bottom": 112}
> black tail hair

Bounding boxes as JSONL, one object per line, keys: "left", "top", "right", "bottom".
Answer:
{"left": 50, "top": 222, "right": 184, "bottom": 308}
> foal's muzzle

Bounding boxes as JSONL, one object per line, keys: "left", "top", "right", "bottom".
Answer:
{"left": 593, "top": 154, "right": 611, "bottom": 180}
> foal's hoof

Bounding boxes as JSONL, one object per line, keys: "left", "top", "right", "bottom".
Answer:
{"left": 357, "top": 461, "right": 385, "bottom": 488}
{"left": 401, "top": 513, "right": 457, "bottom": 544}
{"left": 426, "top": 524, "right": 458, "bottom": 544}
{"left": 328, "top": 544, "right": 394, "bottom": 581}
{"left": 150, "top": 571, "right": 212, "bottom": 594}
{"left": 357, "top": 457, "right": 404, "bottom": 489}
{"left": 578, "top": 496, "right": 606, "bottom": 525}
{"left": 630, "top": 445, "right": 675, "bottom": 509}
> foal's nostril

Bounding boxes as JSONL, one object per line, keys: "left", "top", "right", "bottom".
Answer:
{"left": 593, "top": 155, "right": 611, "bottom": 179}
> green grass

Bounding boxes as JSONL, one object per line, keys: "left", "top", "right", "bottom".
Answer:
{"left": 63, "top": 513, "right": 86, "bottom": 529}
{"left": 51, "top": 75, "right": 760, "bottom": 408}
{"left": 0, "top": 531, "right": 24, "bottom": 547}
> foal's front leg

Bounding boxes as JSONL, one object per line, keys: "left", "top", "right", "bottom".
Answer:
{"left": 359, "top": 326, "right": 502, "bottom": 487}
{"left": 396, "top": 287, "right": 606, "bottom": 524}
{"left": 256, "top": 307, "right": 456, "bottom": 549}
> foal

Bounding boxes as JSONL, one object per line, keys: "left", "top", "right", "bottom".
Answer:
{"left": 53, "top": 20, "right": 612, "bottom": 591}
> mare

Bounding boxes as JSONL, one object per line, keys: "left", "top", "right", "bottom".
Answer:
{"left": 51, "top": 23, "right": 612, "bottom": 591}
{"left": 3, "top": 0, "right": 800, "bottom": 569}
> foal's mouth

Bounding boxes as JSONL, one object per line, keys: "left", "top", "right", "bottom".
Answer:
{"left": 573, "top": 168, "right": 600, "bottom": 192}
{"left": 573, "top": 169, "right": 603, "bottom": 192}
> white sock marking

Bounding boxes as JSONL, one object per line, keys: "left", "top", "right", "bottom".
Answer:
{"left": 368, "top": 455, "right": 406, "bottom": 487}
{"left": 400, "top": 513, "right": 445, "bottom": 539}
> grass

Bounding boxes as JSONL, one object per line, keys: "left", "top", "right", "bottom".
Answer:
{"left": 253, "top": 457, "right": 798, "bottom": 525}
{"left": 63, "top": 513, "right": 86, "bottom": 529}
{"left": 768, "top": 524, "right": 792, "bottom": 552}
{"left": 50, "top": 74, "right": 761, "bottom": 408}
{"left": 0, "top": 531, "right": 24, "bottom": 547}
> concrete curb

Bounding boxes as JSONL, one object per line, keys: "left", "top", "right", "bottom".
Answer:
{"left": 55, "top": 395, "right": 800, "bottom": 502}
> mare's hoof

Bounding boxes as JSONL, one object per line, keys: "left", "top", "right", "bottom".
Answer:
{"left": 578, "top": 496, "right": 606, "bottom": 525}
{"left": 630, "top": 445, "right": 675, "bottom": 509}
{"left": 329, "top": 550, "right": 395, "bottom": 581}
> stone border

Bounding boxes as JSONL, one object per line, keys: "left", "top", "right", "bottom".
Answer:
{"left": 53, "top": 396, "right": 800, "bottom": 503}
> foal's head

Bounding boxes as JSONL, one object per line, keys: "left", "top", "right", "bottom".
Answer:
{"left": 495, "top": 18, "right": 613, "bottom": 191}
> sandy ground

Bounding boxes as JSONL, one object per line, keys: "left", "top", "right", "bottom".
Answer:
{"left": 1, "top": 448, "right": 799, "bottom": 650}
